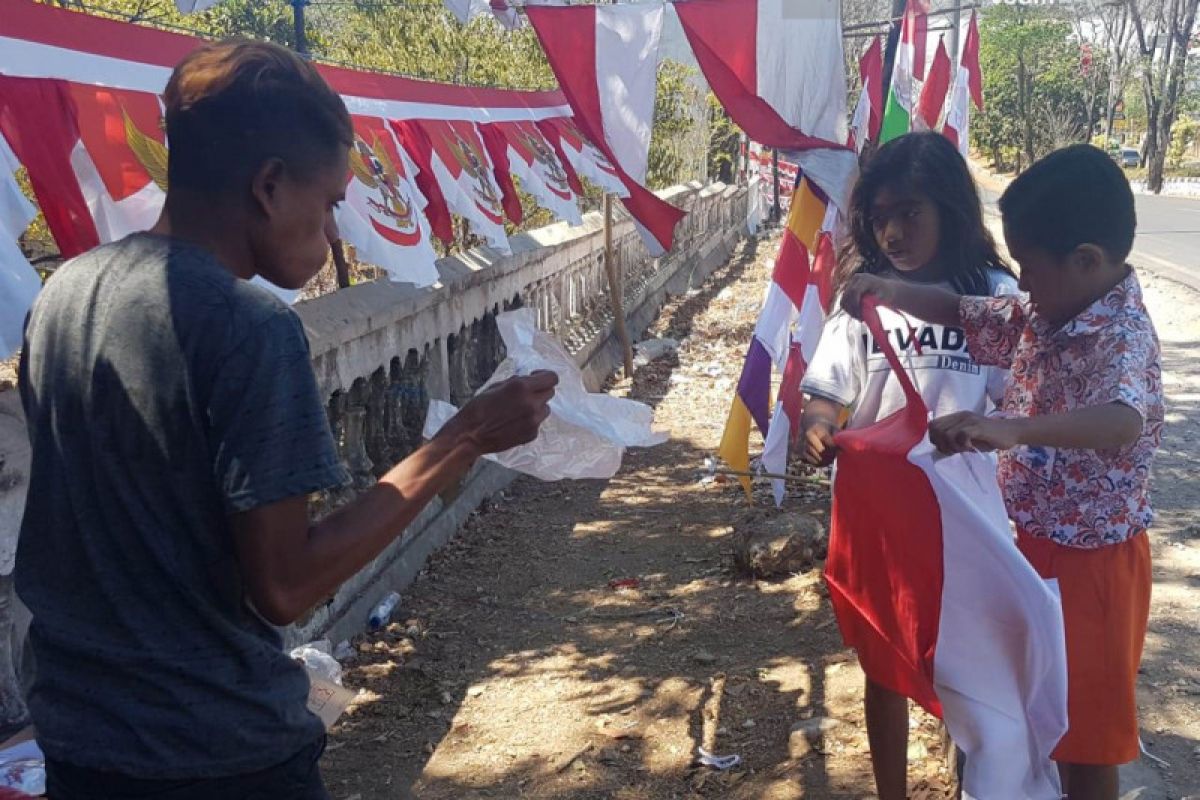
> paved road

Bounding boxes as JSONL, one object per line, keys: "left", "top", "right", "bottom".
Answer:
{"left": 980, "top": 187, "right": 1200, "bottom": 290}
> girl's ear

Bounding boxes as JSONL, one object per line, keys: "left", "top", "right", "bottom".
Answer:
{"left": 1069, "top": 243, "right": 1106, "bottom": 273}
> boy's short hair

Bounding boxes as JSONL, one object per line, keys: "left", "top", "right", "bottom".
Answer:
{"left": 999, "top": 144, "right": 1137, "bottom": 262}
{"left": 164, "top": 40, "right": 352, "bottom": 194}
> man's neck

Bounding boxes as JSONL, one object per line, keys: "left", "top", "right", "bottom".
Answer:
{"left": 149, "top": 192, "right": 257, "bottom": 281}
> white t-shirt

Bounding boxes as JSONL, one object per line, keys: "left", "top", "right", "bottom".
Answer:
{"left": 801, "top": 270, "right": 1018, "bottom": 430}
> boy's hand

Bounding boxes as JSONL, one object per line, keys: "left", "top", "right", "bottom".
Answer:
{"left": 801, "top": 419, "right": 839, "bottom": 466}
{"left": 929, "top": 412, "right": 1022, "bottom": 454}
{"left": 841, "top": 274, "right": 897, "bottom": 319}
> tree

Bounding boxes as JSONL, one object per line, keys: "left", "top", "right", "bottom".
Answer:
{"left": 706, "top": 93, "right": 741, "bottom": 184}
{"left": 974, "top": 5, "right": 1091, "bottom": 171}
{"left": 1128, "top": 0, "right": 1200, "bottom": 191}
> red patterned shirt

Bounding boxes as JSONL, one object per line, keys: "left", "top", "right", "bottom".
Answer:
{"left": 959, "top": 270, "right": 1163, "bottom": 549}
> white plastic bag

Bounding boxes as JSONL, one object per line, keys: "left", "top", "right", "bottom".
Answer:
{"left": 423, "top": 309, "right": 666, "bottom": 481}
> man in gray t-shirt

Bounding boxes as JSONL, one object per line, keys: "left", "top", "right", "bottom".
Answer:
{"left": 16, "top": 41, "right": 554, "bottom": 799}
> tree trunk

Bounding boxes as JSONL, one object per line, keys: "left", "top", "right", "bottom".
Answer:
{"left": 1147, "top": 0, "right": 1199, "bottom": 192}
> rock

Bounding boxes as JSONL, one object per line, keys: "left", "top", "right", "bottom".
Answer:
{"left": 791, "top": 717, "right": 841, "bottom": 741}
{"left": 467, "top": 685, "right": 486, "bottom": 698}
{"left": 634, "top": 338, "right": 679, "bottom": 367}
{"left": 789, "top": 717, "right": 841, "bottom": 758}
{"left": 693, "top": 650, "right": 718, "bottom": 665}
{"left": 732, "top": 509, "right": 827, "bottom": 578}
{"left": 741, "top": 719, "right": 756, "bottom": 729}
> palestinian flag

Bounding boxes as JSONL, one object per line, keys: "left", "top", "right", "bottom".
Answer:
{"left": 879, "top": 0, "right": 928, "bottom": 144}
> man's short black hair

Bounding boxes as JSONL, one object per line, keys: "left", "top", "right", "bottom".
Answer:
{"left": 999, "top": 144, "right": 1137, "bottom": 262}
{"left": 164, "top": 39, "right": 352, "bottom": 195}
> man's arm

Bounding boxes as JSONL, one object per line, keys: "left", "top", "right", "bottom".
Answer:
{"left": 233, "top": 372, "right": 556, "bottom": 625}
{"left": 840, "top": 274, "right": 962, "bottom": 327}
{"left": 928, "top": 403, "right": 1143, "bottom": 456}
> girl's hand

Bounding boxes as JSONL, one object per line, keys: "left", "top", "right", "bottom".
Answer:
{"left": 929, "top": 412, "right": 1022, "bottom": 454}
{"left": 802, "top": 419, "right": 839, "bottom": 466}
{"left": 841, "top": 274, "right": 897, "bottom": 319}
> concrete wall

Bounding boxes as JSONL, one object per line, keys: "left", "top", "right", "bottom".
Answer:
{"left": 0, "top": 181, "right": 749, "bottom": 728}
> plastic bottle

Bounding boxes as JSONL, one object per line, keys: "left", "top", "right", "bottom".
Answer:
{"left": 367, "top": 591, "right": 401, "bottom": 630}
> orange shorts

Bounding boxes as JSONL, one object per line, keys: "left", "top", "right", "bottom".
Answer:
{"left": 1017, "top": 531, "right": 1151, "bottom": 766}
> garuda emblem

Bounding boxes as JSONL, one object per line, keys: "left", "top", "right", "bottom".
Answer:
{"left": 349, "top": 135, "right": 421, "bottom": 247}
{"left": 441, "top": 127, "right": 504, "bottom": 224}
{"left": 514, "top": 128, "right": 572, "bottom": 200}
{"left": 123, "top": 107, "right": 168, "bottom": 192}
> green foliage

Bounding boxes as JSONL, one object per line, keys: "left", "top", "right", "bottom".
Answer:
{"left": 1167, "top": 115, "right": 1200, "bottom": 167}
{"left": 706, "top": 92, "right": 741, "bottom": 183}
{"left": 645, "top": 60, "right": 700, "bottom": 190}
{"left": 973, "top": 5, "right": 1092, "bottom": 171}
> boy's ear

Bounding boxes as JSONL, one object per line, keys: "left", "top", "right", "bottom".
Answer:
{"left": 1068, "top": 243, "right": 1106, "bottom": 273}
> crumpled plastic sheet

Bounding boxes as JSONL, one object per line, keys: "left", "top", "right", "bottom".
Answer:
{"left": 423, "top": 309, "right": 667, "bottom": 481}
{"left": 289, "top": 640, "right": 343, "bottom": 686}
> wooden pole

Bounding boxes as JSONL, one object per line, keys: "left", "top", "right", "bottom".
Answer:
{"left": 603, "top": 194, "right": 635, "bottom": 379}
{"left": 330, "top": 240, "right": 350, "bottom": 289}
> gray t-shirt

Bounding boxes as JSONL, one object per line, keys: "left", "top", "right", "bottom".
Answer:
{"left": 15, "top": 233, "right": 347, "bottom": 779}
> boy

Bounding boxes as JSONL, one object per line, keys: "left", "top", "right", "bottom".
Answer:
{"left": 841, "top": 144, "right": 1163, "bottom": 800}
{"left": 17, "top": 40, "right": 555, "bottom": 798}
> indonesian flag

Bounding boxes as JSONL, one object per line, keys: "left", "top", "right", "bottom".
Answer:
{"left": 848, "top": 35, "right": 884, "bottom": 153}
{"left": 536, "top": 116, "right": 628, "bottom": 199}
{"left": 0, "top": 132, "right": 40, "bottom": 358}
{"left": 880, "top": 0, "right": 929, "bottom": 144}
{"left": 527, "top": 4, "right": 686, "bottom": 255}
{"left": 826, "top": 297, "right": 1068, "bottom": 800}
{"left": 1, "top": 0, "right": 579, "bottom": 293}
{"left": 674, "top": 0, "right": 848, "bottom": 150}
{"left": 340, "top": 115, "right": 439, "bottom": 287}
{"left": 944, "top": 12, "right": 984, "bottom": 156}
{"left": 913, "top": 36, "right": 952, "bottom": 132}
{"left": 397, "top": 119, "right": 510, "bottom": 253}
{"left": 443, "top": 0, "right": 522, "bottom": 30}
{"left": 481, "top": 121, "right": 583, "bottom": 227}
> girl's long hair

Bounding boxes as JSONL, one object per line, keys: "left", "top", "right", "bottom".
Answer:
{"left": 833, "top": 132, "right": 1013, "bottom": 297}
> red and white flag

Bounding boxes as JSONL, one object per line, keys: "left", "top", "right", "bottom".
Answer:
{"left": 401, "top": 119, "right": 511, "bottom": 252}
{"left": 536, "top": 116, "right": 628, "bottom": 199}
{"left": 481, "top": 120, "right": 582, "bottom": 226}
{"left": 0, "top": 131, "right": 40, "bottom": 357}
{"left": 944, "top": 12, "right": 983, "bottom": 156}
{"left": 1, "top": 2, "right": 582, "bottom": 286}
{"left": 848, "top": 35, "right": 884, "bottom": 153}
{"left": 443, "top": 0, "right": 522, "bottom": 30}
{"left": 527, "top": 4, "right": 686, "bottom": 255}
{"left": 914, "top": 36, "right": 952, "bottom": 132}
{"left": 341, "top": 115, "right": 440, "bottom": 287}
{"left": 674, "top": 0, "right": 849, "bottom": 151}
{"left": 826, "top": 298, "right": 1068, "bottom": 800}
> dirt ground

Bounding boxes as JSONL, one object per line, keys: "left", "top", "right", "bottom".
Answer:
{"left": 320, "top": 233, "right": 960, "bottom": 800}
{"left": 322, "top": 225, "right": 1200, "bottom": 800}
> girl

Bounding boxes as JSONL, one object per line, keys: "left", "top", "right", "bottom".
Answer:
{"left": 799, "top": 131, "right": 1016, "bottom": 800}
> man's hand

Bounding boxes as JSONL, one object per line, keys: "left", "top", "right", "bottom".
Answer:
{"left": 929, "top": 412, "right": 1022, "bottom": 455}
{"left": 448, "top": 370, "right": 558, "bottom": 455}
{"left": 802, "top": 419, "right": 838, "bottom": 466}
{"left": 841, "top": 274, "right": 898, "bottom": 320}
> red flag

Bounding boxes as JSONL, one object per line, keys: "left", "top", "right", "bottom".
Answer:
{"left": 861, "top": 36, "right": 884, "bottom": 143}
{"left": 915, "top": 37, "right": 952, "bottom": 131}
{"left": 526, "top": 4, "right": 686, "bottom": 255}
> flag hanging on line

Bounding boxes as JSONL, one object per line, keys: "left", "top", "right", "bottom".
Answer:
{"left": 674, "top": 0, "right": 849, "bottom": 151}
{"left": 536, "top": 116, "right": 629, "bottom": 199}
{"left": 480, "top": 120, "right": 583, "bottom": 227}
{"left": 944, "top": 11, "right": 983, "bottom": 156}
{"left": 914, "top": 36, "right": 952, "bottom": 132}
{"left": 825, "top": 297, "right": 1068, "bottom": 800}
{"left": 0, "top": 131, "right": 40, "bottom": 359}
{"left": 340, "top": 115, "right": 441, "bottom": 288}
{"left": 879, "top": 0, "right": 928, "bottom": 144}
{"left": 849, "top": 35, "right": 884, "bottom": 153}
{"left": 526, "top": 4, "right": 686, "bottom": 255}
{"left": 717, "top": 174, "right": 837, "bottom": 501}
